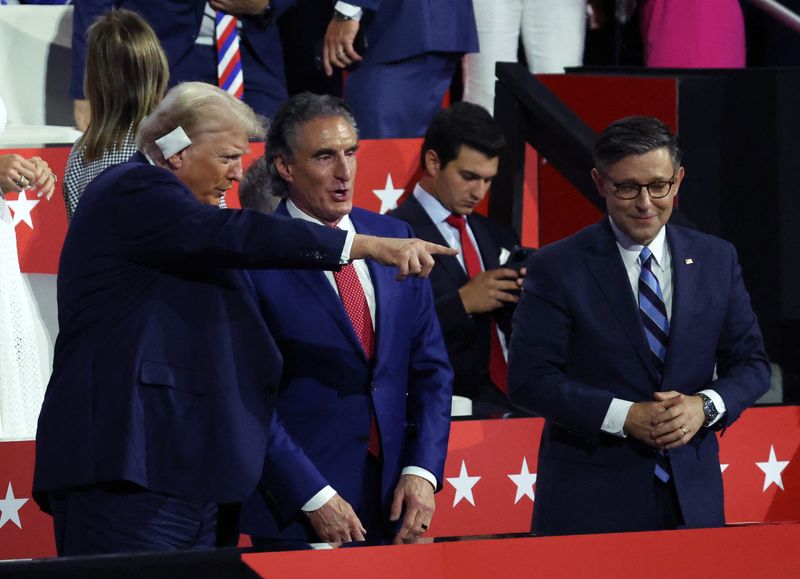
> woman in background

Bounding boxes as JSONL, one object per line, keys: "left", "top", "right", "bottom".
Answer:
{"left": 0, "top": 96, "right": 56, "bottom": 440}
{"left": 64, "top": 9, "right": 168, "bottom": 221}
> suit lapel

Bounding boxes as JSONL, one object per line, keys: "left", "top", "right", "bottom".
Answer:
{"left": 585, "top": 222, "right": 661, "bottom": 383}
{"left": 277, "top": 202, "right": 366, "bottom": 357}
{"left": 468, "top": 215, "right": 501, "bottom": 271}
{"left": 661, "top": 226, "right": 700, "bottom": 386}
{"left": 350, "top": 210, "right": 393, "bottom": 363}
{"left": 401, "top": 196, "right": 468, "bottom": 286}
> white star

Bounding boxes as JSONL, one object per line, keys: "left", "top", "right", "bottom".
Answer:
{"left": 0, "top": 482, "right": 29, "bottom": 529}
{"left": 6, "top": 189, "right": 40, "bottom": 229}
{"left": 756, "top": 445, "right": 790, "bottom": 491}
{"left": 720, "top": 464, "right": 729, "bottom": 474}
{"left": 508, "top": 457, "right": 537, "bottom": 504}
{"left": 371, "top": 174, "right": 404, "bottom": 214}
{"left": 446, "top": 460, "right": 481, "bottom": 507}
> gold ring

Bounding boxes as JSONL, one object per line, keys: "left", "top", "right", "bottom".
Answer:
{"left": 680, "top": 426, "right": 688, "bottom": 436}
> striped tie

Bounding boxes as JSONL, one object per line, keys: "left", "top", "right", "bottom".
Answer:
{"left": 215, "top": 12, "right": 244, "bottom": 99}
{"left": 638, "top": 247, "right": 669, "bottom": 375}
{"left": 639, "top": 247, "right": 672, "bottom": 483}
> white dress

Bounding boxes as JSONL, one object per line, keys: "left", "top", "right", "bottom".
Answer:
{"left": 0, "top": 97, "right": 47, "bottom": 440}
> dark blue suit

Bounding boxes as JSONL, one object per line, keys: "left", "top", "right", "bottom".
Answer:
{"left": 342, "top": 0, "right": 479, "bottom": 138}
{"left": 33, "top": 155, "right": 346, "bottom": 526}
{"left": 240, "top": 204, "right": 453, "bottom": 542}
{"left": 508, "top": 220, "right": 770, "bottom": 536}
{"left": 71, "top": 0, "right": 293, "bottom": 117}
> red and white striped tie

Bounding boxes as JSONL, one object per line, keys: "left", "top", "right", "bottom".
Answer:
{"left": 215, "top": 12, "right": 244, "bottom": 98}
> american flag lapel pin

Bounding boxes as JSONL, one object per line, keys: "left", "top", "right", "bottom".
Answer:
{"left": 685, "top": 258, "right": 694, "bottom": 265}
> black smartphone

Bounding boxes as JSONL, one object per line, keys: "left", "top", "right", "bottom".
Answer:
{"left": 504, "top": 245, "right": 536, "bottom": 272}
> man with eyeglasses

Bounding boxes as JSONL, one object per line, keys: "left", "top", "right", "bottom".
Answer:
{"left": 508, "top": 115, "right": 770, "bottom": 536}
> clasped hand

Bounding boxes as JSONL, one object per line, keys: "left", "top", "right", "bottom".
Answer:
{"left": 624, "top": 391, "right": 706, "bottom": 450}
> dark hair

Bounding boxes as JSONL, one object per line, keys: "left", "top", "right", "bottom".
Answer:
{"left": 593, "top": 116, "right": 682, "bottom": 173}
{"left": 265, "top": 92, "right": 357, "bottom": 198}
{"left": 420, "top": 101, "right": 505, "bottom": 171}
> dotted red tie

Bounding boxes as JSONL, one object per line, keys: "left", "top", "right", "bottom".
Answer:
{"left": 445, "top": 214, "right": 509, "bottom": 394}
{"left": 331, "top": 249, "right": 380, "bottom": 456}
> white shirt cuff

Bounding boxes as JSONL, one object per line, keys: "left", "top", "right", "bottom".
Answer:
{"left": 401, "top": 466, "right": 437, "bottom": 489}
{"left": 340, "top": 229, "right": 355, "bottom": 264}
{"left": 335, "top": 2, "right": 363, "bottom": 20}
{"left": 301, "top": 485, "right": 337, "bottom": 512}
{"left": 699, "top": 388, "right": 727, "bottom": 427}
{"left": 602, "top": 398, "right": 634, "bottom": 437}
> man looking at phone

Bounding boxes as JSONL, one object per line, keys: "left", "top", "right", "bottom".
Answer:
{"left": 392, "top": 102, "right": 525, "bottom": 418}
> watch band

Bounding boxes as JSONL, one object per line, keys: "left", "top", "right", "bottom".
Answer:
{"left": 333, "top": 9, "right": 355, "bottom": 21}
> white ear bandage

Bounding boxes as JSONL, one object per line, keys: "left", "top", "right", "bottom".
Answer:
{"left": 155, "top": 126, "right": 192, "bottom": 158}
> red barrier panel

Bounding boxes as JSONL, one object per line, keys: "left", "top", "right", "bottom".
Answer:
{"left": 3, "top": 407, "right": 799, "bottom": 560}
{"left": 243, "top": 523, "right": 800, "bottom": 579}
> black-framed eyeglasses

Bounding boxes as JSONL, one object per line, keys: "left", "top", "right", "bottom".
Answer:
{"left": 603, "top": 175, "right": 676, "bottom": 200}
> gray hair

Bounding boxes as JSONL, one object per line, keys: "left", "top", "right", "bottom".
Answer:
{"left": 265, "top": 92, "right": 357, "bottom": 198}
{"left": 239, "top": 156, "right": 281, "bottom": 214}
{"left": 593, "top": 116, "right": 682, "bottom": 174}
{"left": 136, "top": 82, "right": 266, "bottom": 164}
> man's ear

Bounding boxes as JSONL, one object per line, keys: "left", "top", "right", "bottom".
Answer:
{"left": 274, "top": 155, "right": 293, "bottom": 183}
{"left": 165, "top": 150, "right": 185, "bottom": 171}
{"left": 424, "top": 149, "right": 441, "bottom": 176}
{"left": 591, "top": 168, "right": 607, "bottom": 199}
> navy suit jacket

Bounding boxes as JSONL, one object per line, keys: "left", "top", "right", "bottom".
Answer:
{"left": 345, "top": 0, "right": 478, "bottom": 65}
{"left": 391, "top": 194, "right": 518, "bottom": 400}
{"left": 240, "top": 204, "right": 453, "bottom": 542}
{"left": 71, "top": 0, "right": 292, "bottom": 113}
{"left": 33, "top": 154, "right": 346, "bottom": 510}
{"left": 508, "top": 219, "right": 770, "bottom": 535}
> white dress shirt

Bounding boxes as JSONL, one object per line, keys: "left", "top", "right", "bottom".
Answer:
{"left": 601, "top": 217, "right": 726, "bottom": 437}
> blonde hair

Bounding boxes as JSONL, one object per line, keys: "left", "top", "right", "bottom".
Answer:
{"left": 80, "top": 9, "right": 169, "bottom": 161}
{"left": 137, "top": 82, "right": 266, "bottom": 164}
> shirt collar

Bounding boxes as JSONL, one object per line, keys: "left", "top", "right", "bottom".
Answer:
{"left": 286, "top": 198, "right": 354, "bottom": 233}
{"left": 414, "top": 183, "right": 453, "bottom": 225}
{"left": 608, "top": 215, "right": 667, "bottom": 269}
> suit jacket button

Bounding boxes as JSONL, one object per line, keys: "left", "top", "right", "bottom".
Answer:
{"left": 370, "top": 382, "right": 377, "bottom": 392}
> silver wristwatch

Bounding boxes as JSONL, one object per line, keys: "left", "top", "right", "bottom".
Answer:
{"left": 697, "top": 392, "right": 719, "bottom": 427}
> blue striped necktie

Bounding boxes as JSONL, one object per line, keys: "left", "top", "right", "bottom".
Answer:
{"left": 638, "top": 247, "right": 669, "bottom": 375}
{"left": 639, "top": 247, "right": 672, "bottom": 483}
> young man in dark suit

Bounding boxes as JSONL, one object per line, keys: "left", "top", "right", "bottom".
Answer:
{"left": 392, "top": 102, "right": 524, "bottom": 418}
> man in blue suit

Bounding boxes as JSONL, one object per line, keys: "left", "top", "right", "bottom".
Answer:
{"left": 71, "top": 0, "right": 292, "bottom": 129}
{"left": 509, "top": 116, "right": 771, "bottom": 536}
{"left": 321, "top": 0, "right": 479, "bottom": 138}
{"left": 33, "top": 83, "right": 455, "bottom": 556}
{"left": 239, "top": 93, "right": 453, "bottom": 544}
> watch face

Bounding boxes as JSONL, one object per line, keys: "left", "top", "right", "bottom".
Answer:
{"left": 701, "top": 394, "right": 718, "bottom": 423}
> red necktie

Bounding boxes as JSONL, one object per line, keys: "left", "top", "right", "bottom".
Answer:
{"left": 215, "top": 12, "right": 244, "bottom": 99}
{"left": 332, "top": 255, "right": 380, "bottom": 456}
{"left": 445, "top": 214, "right": 509, "bottom": 394}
